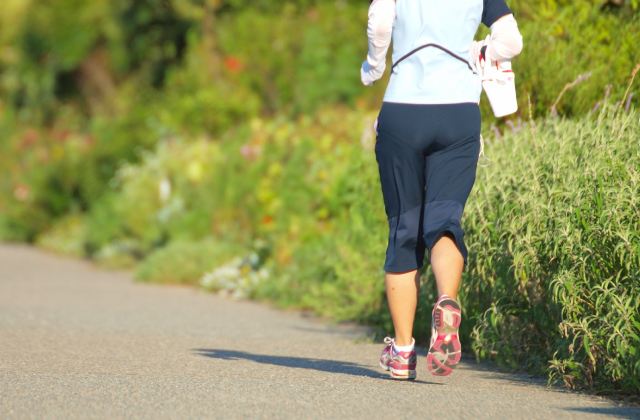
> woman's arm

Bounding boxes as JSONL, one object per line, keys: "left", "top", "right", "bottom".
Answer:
{"left": 486, "top": 14, "right": 523, "bottom": 61}
{"left": 470, "top": 13, "right": 522, "bottom": 68}
{"left": 361, "top": 0, "right": 396, "bottom": 86}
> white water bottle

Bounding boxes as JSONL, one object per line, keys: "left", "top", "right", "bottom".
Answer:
{"left": 479, "top": 35, "right": 518, "bottom": 118}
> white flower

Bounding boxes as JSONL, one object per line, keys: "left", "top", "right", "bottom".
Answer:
{"left": 199, "top": 255, "right": 270, "bottom": 299}
{"left": 159, "top": 178, "right": 172, "bottom": 202}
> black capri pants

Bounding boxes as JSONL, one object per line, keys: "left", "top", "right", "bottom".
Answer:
{"left": 375, "top": 102, "right": 480, "bottom": 273}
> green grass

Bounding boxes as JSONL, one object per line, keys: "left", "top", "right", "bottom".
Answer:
{"left": 463, "top": 106, "right": 640, "bottom": 392}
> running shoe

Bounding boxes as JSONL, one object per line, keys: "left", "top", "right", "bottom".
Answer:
{"left": 427, "top": 295, "right": 462, "bottom": 376}
{"left": 380, "top": 337, "right": 417, "bottom": 380}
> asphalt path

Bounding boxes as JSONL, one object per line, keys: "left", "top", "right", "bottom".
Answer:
{"left": 1, "top": 244, "right": 638, "bottom": 419}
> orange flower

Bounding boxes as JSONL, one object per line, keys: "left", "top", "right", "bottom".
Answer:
{"left": 224, "top": 56, "right": 244, "bottom": 73}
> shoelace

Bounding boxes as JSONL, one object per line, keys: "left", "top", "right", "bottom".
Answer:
{"left": 383, "top": 337, "right": 396, "bottom": 358}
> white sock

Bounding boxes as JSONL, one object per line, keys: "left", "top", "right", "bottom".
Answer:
{"left": 393, "top": 338, "right": 415, "bottom": 353}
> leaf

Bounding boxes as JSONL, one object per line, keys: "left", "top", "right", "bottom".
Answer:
{"left": 583, "top": 335, "right": 596, "bottom": 369}
{"left": 617, "top": 336, "right": 626, "bottom": 357}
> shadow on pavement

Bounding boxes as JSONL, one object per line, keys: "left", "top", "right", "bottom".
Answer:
{"left": 562, "top": 407, "right": 640, "bottom": 419}
{"left": 192, "top": 348, "right": 442, "bottom": 385}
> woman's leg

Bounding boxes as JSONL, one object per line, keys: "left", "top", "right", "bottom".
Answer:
{"left": 375, "top": 103, "right": 429, "bottom": 354}
{"left": 430, "top": 234, "right": 464, "bottom": 300}
{"left": 421, "top": 103, "right": 480, "bottom": 376}
{"left": 386, "top": 235, "right": 463, "bottom": 348}
{"left": 385, "top": 234, "right": 463, "bottom": 348}
{"left": 385, "top": 270, "right": 420, "bottom": 347}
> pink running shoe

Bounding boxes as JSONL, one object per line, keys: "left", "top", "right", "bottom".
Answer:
{"left": 380, "top": 337, "right": 417, "bottom": 380}
{"left": 427, "top": 295, "right": 462, "bottom": 376}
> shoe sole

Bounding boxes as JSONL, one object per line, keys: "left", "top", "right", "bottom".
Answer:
{"left": 381, "top": 360, "right": 417, "bottom": 380}
{"left": 389, "top": 366, "right": 417, "bottom": 380}
{"left": 427, "top": 298, "right": 462, "bottom": 377}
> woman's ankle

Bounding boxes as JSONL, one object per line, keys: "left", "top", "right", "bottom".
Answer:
{"left": 394, "top": 337, "right": 415, "bottom": 348}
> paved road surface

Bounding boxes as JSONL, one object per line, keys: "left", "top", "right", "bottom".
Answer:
{"left": 1, "top": 244, "right": 638, "bottom": 419}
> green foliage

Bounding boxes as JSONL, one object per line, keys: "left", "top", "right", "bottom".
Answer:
{"left": 509, "top": 1, "right": 640, "bottom": 118}
{"left": 0, "top": 109, "right": 158, "bottom": 241}
{"left": 2, "top": 0, "right": 636, "bottom": 127}
{"left": 217, "top": 3, "right": 367, "bottom": 114}
{"left": 465, "top": 105, "right": 640, "bottom": 392}
{"left": 159, "top": 33, "right": 262, "bottom": 134}
{"left": 35, "top": 214, "right": 85, "bottom": 257}
{"left": 135, "top": 240, "right": 247, "bottom": 284}
{"left": 83, "top": 136, "right": 227, "bottom": 257}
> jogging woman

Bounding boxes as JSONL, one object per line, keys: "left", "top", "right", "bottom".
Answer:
{"left": 362, "top": 0, "right": 523, "bottom": 378}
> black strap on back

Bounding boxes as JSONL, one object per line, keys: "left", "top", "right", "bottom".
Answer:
{"left": 390, "top": 43, "right": 477, "bottom": 75}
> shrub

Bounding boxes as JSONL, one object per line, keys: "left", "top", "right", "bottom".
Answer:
{"left": 35, "top": 214, "right": 85, "bottom": 258}
{"left": 509, "top": 1, "right": 640, "bottom": 118}
{"left": 0, "top": 115, "right": 158, "bottom": 242}
{"left": 2, "top": 0, "right": 638, "bottom": 127}
{"left": 464, "top": 105, "right": 640, "bottom": 392}
{"left": 83, "top": 136, "right": 227, "bottom": 257}
{"left": 135, "top": 240, "right": 247, "bottom": 284}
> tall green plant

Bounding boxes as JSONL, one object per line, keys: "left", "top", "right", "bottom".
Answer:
{"left": 465, "top": 105, "right": 640, "bottom": 392}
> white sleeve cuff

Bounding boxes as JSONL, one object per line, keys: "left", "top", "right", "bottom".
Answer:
{"left": 361, "top": 61, "right": 375, "bottom": 86}
{"left": 361, "top": 60, "right": 387, "bottom": 86}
